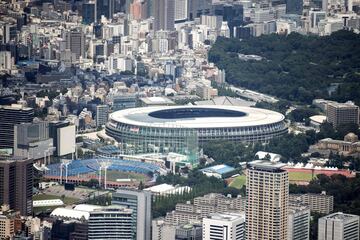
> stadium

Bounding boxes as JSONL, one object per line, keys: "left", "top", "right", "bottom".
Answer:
{"left": 105, "top": 105, "right": 288, "bottom": 161}
{"left": 44, "top": 158, "right": 164, "bottom": 188}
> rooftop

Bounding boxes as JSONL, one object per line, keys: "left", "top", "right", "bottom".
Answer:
{"left": 206, "top": 212, "right": 245, "bottom": 222}
{"left": 321, "top": 212, "right": 359, "bottom": 221}
{"left": 248, "top": 160, "right": 286, "bottom": 171}
{"left": 200, "top": 164, "right": 236, "bottom": 175}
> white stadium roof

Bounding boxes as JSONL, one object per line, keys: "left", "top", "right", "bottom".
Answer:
{"left": 109, "top": 105, "right": 285, "bottom": 129}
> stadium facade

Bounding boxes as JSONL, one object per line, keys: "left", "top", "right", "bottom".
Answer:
{"left": 106, "top": 105, "right": 288, "bottom": 163}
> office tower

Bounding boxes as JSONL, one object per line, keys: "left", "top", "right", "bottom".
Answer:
{"left": 96, "top": 0, "right": 115, "bottom": 20}
{"left": 49, "top": 121, "right": 75, "bottom": 157}
{"left": 309, "top": 10, "right": 326, "bottom": 28}
{"left": 96, "top": 105, "right": 109, "bottom": 127}
{"left": 130, "top": 0, "right": 148, "bottom": 20}
{"left": 286, "top": 0, "right": 303, "bottom": 14}
{"left": 246, "top": 160, "right": 289, "bottom": 240}
{"left": 289, "top": 192, "right": 334, "bottom": 214}
{"left": 13, "top": 121, "right": 53, "bottom": 160}
{"left": 326, "top": 102, "right": 359, "bottom": 128}
{"left": 153, "top": 0, "right": 175, "bottom": 31}
{"left": 203, "top": 213, "right": 245, "bottom": 240}
{"left": 64, "top": 29, "right": 85, "bottom": 60}
{"left": 188, "top": 0, "right": 212, "bottom": 20}
{"left": 318, "top": 212, "right": 360, "bottom": 240}
{"left": 0, "top": 105, "right": 34, "bottom": 150}
{"left": 175, "top": 0, "right": 188, "bottom": 23}
{"left": 288, "top": 203, "right": 310, "bottom": 240}
{"left": 88, "top": 206, "right": 133, "bottom": 239}
{"left": 82, "top": 2, "right": 96, "bottom": 24}
{"left": 0, "top": 157, "right": 33, "bottom": 216}
{"left": 112, "top": 189, "right": 151, "bottom": 240}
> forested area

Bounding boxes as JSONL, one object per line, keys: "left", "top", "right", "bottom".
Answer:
{"left": 208, "top": 30, "right": 360, "bottom": 104}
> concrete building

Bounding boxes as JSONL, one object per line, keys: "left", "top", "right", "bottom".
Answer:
{"left": 164, "top": 193, "right": 246, "bottom": 226}
{"left": 64, "top": 29, "right": 85, "bottom": 60}
{"left": 96, "top": 105, "right": 109, "bottom": 127}
{"left": 289, "top": 192, "right": 334, "bottom": 214}
{"left": 152, "top": 219, "right": 202, "bottom": 240}
{"left": 13, "top": 121, "right": 54, "bottom": 161}
{"left": 326, "top": 102, "right": 359, "bottom": 128}
{"left": 0, "top": 208, "right": 16, "bottom": 239}
{"left": 0, "top": 105, "right": 34, "bottom": 151}
{"left": 318, "top": 212, "right": 359, "bottom": 240}
{"left": 88, "top": 205, "right": 133, "bottom": 239}
{"left": 246, "top": 160, "right": 289, "bottom": 240}
{"left": 175, "top": 0, "right": 188, "bottom": 22}
{"left": 49, "top": 121, "right": 76, "bottom": 157}
{"left": 0, "top": 157, "right": 33, "bottom": 216}
{"left": 202, "top": 212, "right": 245, "bottom": 240}
{"left": 153, "top": 0, "right": 175, "bottom": 31}
{"left": 0, "top": 51, "right": 12, "bottom": 72}
{"left": 112, "top": 189, "right": 151, "bottom": 240}
{"left": 288, "top": 203, "right": 310, "bottom": 240}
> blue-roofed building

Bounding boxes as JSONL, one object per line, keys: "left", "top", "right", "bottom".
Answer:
{"left": 200, "top": 164, "right": 237, "bottom": 179}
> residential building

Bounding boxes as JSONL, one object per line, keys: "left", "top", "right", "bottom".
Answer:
{"left": 96, "top": 105, "right": 109, "bottom": 127}
{"left": 246, "top": 160, "right": 289, "bottom": 240}
{"left": 289, "top": 192, "right": 334, "bottom": 214}
{"left": 164, "top": 193, "right": 246, "bottom": 225}
{"left": 318, "top": 212, "right": 359, "bottom": 240}
{"left": 88, "top": 206, "right": 133, "bottom": 239}
{"left": 112, "top": 189, "right": 151, "bottom": 240}
{"left": 288, "top": 203, "right": 310, "bottom": 240}
{"left": 326, "top": 102, "right": 359, "bottom": 128}
{"left": 0, "top": 157, "right": 33, "bottom": 216}
{"left": 0, "top": 105, "right": 34, "bottom": 150}
{"left": 202, "top": 212, "right": 245, "bottom": 240}
{"left": 0, "top": 208, "right": 15, "bottom": 239}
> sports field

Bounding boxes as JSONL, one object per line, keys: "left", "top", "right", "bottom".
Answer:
{"left": 288, "top": 171, "right": 315, "bottom": 182}
{"left": 229, "top": 175, "right": 246, "bottom": 189}
{"left": 105, "top": 170, "right": 149, "bottom": 182}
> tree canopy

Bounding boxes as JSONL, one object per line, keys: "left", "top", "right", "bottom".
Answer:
{"left": 209, "top": 31, "right": 360, "bottom": 104}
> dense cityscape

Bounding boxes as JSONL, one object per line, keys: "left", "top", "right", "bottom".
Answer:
{"left": 0, "top": 0, "right": 359, "bottom": 239}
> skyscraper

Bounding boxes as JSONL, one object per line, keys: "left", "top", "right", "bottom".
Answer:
{"left": 175, "top": 0, "right": 188, "bottom": 23}
{"left": 96, "top": 0, "right": 115, "bottom": 21}
{"left": 0, "top": 105, "right": 34, "bottom": 150}
{"left": 112, "top": 189, "right": 151, "bottom": 240}
{"left": 246, "top": 160, "right": 289, "bottom": 240}
{"left": 64, "top": 29, "right": 85, "bottom": 60}
{"left": 0, "top": 157, "right": 33, "bottom": 216}
{"left": 318, "top": 212, "right": 359, "bottom": 240}
{"left": 153, "top": 0, "right": 175, "bottom": 31}
{"left": 82, "top": 2, "right": 96, "bottom": 24}
{"left": 130, "top": 0, "right": 148, "bottom": 20}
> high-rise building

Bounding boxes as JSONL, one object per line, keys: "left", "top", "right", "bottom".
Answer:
{"left": 0, "top": 51, "right": 12, "bottom": 71}
{"left": 246, "top": 160, "right": 289, "bottom": 240}
{"left": 0, "top": 105, "right": 34, "bottom": 150}
{"left": 288, "top": 203, "right": 310, "bottom": 240}
{"left": 96, "top": 0, "right": 115, "bottom": 21}
{"left": 130, "top": 0, "right": 148, "bottom": 20}
{"left": 82, "top": 2, "right": 96, "bottom": 24}
{"left": 112, "top": 189, "right": 151, "bottom": 240}
{"left": 96, "top": 105, "right": 109, "bottom": 127}
{"left": 318, "top": 212, "right": 359, "bottom": 240}
{"left": 0, "top": 157, "right": 33, "bottom": 216}
{"left": 153, "top": 0, "right": 175, "bottom": 31}
{"left": 13, "top": 121, "right": 54, "bottom": 160}
{"left": 203, "top": 212, "right": 245, "bottom": 240}
{"left": 64, "top": 29, "right": 85, "bottom": 60}
{"left": 188, "top": 0, "right": 212, "bottom": 20}
{"left": 326, "top": 102, "right": 359, "bottom": 128}
{"left": 88, "top": 205, "right": 133, "bottom": 239}
{"left": 49, "top": 121, "right": 76, "bottom": 157}
{"left": 175, "top": 0, "right": 188, "bottom": 23}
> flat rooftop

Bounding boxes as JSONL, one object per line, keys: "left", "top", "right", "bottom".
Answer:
{"left": 321, "top": 212, "right": 359, "bottom": 221}
{"left": 248, "top": 160, "right": 287, "bottom": 171}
